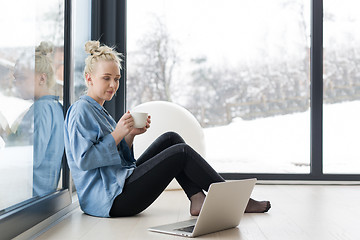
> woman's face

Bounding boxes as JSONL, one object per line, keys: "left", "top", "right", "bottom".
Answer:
{"left": 13, "top": 66, "right": 35, "bottom": 100}
{"left": 86, "top": 60, "right": 120, "bottom": 105}
{"left": 13, "top": 66, "right": 50, "bottom": 100}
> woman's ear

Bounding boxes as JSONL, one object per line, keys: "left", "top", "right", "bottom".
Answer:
{"left": 38, "top": 73, "right": 47, "bottom": 86}
{"left": 85, "top": 73, "right": 93, "bottom": 86}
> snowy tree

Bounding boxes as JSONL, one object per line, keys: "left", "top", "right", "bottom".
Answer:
{"left": 127, "top": 17, "right": 178, "bottom": 109}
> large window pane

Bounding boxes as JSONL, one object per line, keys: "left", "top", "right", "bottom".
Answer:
{"left": 0, "top": 0, "right": 65, "bottom": 213}
{"left": 73, "top": 0, "right": 91, "bottom": 101}
{"left": 127, "top": 0, "right": 311, "bottom": 173}
{"left": 323, "top": 0, "right": 360, "bottom": 174}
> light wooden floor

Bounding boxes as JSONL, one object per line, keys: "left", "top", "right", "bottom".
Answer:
{"left": 34, "top": 184, "right": 359, "bottom": 240}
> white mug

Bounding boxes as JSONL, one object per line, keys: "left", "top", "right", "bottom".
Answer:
{"left": 130, "top": 112, "right": 148, "bottom": 128}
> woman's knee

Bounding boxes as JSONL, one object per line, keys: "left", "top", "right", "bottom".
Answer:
{"left": 161, "top": 131, "right": 185, "bottom": 144}
{"left": 170, "top": 143, "right": 195, "bottom": 157}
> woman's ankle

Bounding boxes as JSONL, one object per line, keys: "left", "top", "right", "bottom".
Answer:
{"left": 190, "top": 192, "right": 206, "bottom": 216}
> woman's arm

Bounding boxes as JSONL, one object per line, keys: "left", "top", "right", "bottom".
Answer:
{"left": 65, "top": 105, "right": 123, "bottom": 171}
{"left": 124, "top": 134, "right": 135, "bottom": 149}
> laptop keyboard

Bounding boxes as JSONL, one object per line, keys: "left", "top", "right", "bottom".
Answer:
{"left": 175, "top": 225, "right": 195, "bottom": 233}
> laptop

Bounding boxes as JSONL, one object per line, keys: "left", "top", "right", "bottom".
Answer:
{"left": 148, "top": 178, "right": 256, "bottom": 238}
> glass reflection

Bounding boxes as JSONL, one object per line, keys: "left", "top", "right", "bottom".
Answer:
{"left": 5, "top": 42, "right": 64, "bottom": 197}
{"left": 0, "top": 0, "right": 65, "bottom": 214}
{"left": 0, "top": 43, "right": 64, "bottom": 212}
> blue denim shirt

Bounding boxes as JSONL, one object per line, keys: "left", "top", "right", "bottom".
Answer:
{"left": 5, "top": 95, "right": 64, "bottom": 197}
{"left": 32, "top": 95, "right": 64, "bottom": 197}
{"left": 64, "top": 95, "right": 135, "bottom": 217}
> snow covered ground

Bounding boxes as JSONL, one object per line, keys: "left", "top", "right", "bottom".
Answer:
{"left": 204, "top": 101, "right": 360, "bottom": 174}
{"left": 1, "top": 92, "right": 359, "bottom": 175}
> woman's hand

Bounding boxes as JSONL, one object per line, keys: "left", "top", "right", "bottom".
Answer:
{"left": 124, "top": 115, "right": 151, "bottom": 149}
{"left": 111, "top": 111, "right": 134, "bottom": 145}
{"left": 129, "top": 115, "right": 151, "bottom": 137}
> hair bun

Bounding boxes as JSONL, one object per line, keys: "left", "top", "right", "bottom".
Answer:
{"left": 36, "top": 41, "right": 54, "bottom": 56}
{"left": 85, "top": 40, "right": 101, "bottom": 55}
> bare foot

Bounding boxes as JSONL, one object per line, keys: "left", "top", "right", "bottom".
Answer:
{"left": 189, "top": 192, "right": 206, "bottom": 216}
{"left": 245, "top": 198, "right": 271, "bottom": 213}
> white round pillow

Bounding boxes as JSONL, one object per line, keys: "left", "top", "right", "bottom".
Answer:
{"left": 131, "top": 101, "right": 206, "bottom": 190}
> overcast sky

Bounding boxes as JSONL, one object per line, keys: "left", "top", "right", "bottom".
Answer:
{"left": 1, "top": 0, "right": 359, "bottom": 62}
{"left": 127, "top": 0, "right": 360, "bottom": 66}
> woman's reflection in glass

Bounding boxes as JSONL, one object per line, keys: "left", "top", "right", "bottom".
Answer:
{"left": 10, "top": 41, "right": 64, "bottom": 197}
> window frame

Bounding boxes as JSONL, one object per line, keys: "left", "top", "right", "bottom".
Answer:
{"left": 123, "top": 0, "right": 360, "bottom": 181}
{"left": 0, "top": 0, "right": 73, "bottom": 238}
{"left": 228, "top": 0, "right": 358, "bottom": 181}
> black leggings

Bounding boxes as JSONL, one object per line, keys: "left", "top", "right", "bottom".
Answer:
{"left": 109, "top": 132, "right": 225, "bottom": 217}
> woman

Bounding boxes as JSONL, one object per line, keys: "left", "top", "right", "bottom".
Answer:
{"left": 10, "top": 41, "right": 64, "bottom": 197}
{"left": 64, "top": 41, "right": 270, "bottom": 218}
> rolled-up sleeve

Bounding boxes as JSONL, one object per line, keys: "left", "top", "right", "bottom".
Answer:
{"left": 118, "top": 138, "right": 136, "bottom": 165}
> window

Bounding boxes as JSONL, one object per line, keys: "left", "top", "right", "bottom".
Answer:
{"left": 127, "top": 0, "right": 311, "bottom": 174}
{"left": 0, "top": 0, "right": 66, "bottom": 213}
{"left": 323, "top": 0, "right": 360, "bottom": 174}
{"left": 0, "top": 0, "right": 72, "bottom": 238}
{"left": 73, "top": 0, "right": 92, "bottom": 101}
{"left": 127, "top": 0, "right": 360, "bottom": 180}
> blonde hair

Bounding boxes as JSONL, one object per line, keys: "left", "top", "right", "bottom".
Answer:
{"left": 84, "top": 41, "right": 123, "bottom": 86}
{"left": 16, "top": 41, "right": 55, "bottom": 88}
{"left": 35, "top": 41, "right": 55, "bottom": 88}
